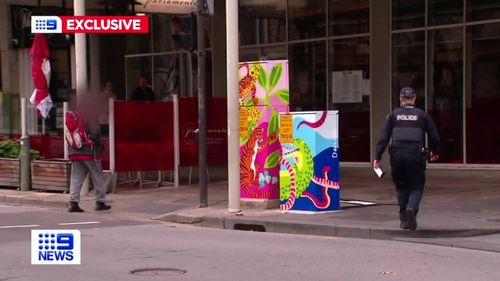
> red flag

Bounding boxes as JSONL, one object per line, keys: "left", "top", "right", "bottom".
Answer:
{"left": 29, "top": 34, "right": 53, "bottom": 119}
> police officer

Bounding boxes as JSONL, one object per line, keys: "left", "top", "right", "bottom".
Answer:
{"left": 373, "top": 87, "right": 440, "bottom": 230}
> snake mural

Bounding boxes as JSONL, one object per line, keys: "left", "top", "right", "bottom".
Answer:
{"left": 280, "top": 111, "right": 341, "bottom": 211}
{"left": 280, "top": 139, "right": 314, "bottom": 210}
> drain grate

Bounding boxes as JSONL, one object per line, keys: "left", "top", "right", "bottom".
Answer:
{"left": 234, "top": 223, "right": 266, "bottom": 232}
{"left": 131, "top": 268, "right": 187, "bottom": 277}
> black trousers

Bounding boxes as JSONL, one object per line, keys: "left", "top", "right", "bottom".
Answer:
{"left": 390, "top": 148, "right": 425, "bottom": 222}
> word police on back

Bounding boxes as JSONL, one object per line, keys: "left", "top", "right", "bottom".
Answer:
{"left": 396, "top": 114, "right": 418, "bottom": 121}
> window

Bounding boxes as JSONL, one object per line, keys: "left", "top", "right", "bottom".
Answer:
{"left": 289, "top": 41, "right": 327, "bottom": 111}
{"left": 428, "top": 0, "right": 463, "bottom": 26}
{"left": 428, "top": 27, "right": 463, "bottom": 163}
{"left": 392, "top": 31, "right": 426, "bottom": 110}
{"left": 466, "top": 23, "right": 500, "bottom": 164}
{"left": 467, "top": 0, "right": 500, "bottom": 22}
{"left": 392, "top": 0, "right": 425, "bottom": 30}
{"left": 126, "top": 56, "right": 152, "bottom": 100}
{"left": 288, "top": 0, "right": 326, "bottom": 40}
{"left": 329, "top": 36, "right": 370, "bottom": 162}
{"left": 240, "top": 45, "right": 287, "bottom": 62}
{"left": 329, "top": 0, "right": 369, "bottom": 36}
{"left": 239, "top": 0, "right": 286, "bottom": 45}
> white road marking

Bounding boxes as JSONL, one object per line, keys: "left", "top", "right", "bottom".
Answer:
{"left": 58, "top": 221, "right": 101, "bottom": 226}
{"left": 0, "top": 224, "right": 40, "bottom": 229}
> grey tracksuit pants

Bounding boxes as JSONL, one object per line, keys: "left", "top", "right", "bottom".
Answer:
{"left": 69, "top": 160, "right": 108, "bottom": 203}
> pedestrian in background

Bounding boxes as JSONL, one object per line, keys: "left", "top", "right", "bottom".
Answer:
{"left": 131, "top": 76, "right": 155, "bottom": 101}
{"left": 373, "top": 87, "right": 440, "bottom": 230}
{"left": 67, "top": 94, "right": 112, "bottom": 213}
{"left": 99, "top": 81, "right": 116, "bottom": 135}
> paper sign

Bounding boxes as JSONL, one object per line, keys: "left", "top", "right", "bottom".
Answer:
{"left": 240, "top": 109, "right": 249, "bottom": 139}
{"left": 331, "top": 70, "right": 363, "bottom": 103}
{"left": 279, "top": 114, "right": 293, "bottom": 144}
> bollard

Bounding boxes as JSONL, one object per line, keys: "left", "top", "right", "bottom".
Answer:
{"left": 19, "top": 98, "right": 31, "bottom": 191}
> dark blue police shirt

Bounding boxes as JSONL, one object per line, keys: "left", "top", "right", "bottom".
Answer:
{"left": 375, "top": 104, "right": 440, "bottom": 161}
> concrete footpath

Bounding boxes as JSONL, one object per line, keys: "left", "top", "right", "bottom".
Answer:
{"left": 1, "top": 167, "right": 500, "bottom": 244}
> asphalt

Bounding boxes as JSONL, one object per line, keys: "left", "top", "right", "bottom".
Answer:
{"left": 1, "top": 167, "right": 500, "bottom": 242}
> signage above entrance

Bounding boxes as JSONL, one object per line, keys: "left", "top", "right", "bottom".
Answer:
{"left": 135, "top": 0, "right": 197, "bottom": 14}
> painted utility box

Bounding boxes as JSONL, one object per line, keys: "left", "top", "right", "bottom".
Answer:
{"left": 239, "top": 60, "right": 289, "bottom": 201}
{"left": 279, "top": 111, "right": 340, "bottom": 212}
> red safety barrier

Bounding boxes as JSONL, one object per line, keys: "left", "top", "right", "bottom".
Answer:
{"left": 178, "top": 97, "right": 227, "bottom": 167}
{"left": 114, "top": 101, "right": 174, "bottom": 172}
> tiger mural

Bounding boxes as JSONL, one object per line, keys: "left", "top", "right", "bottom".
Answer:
{"left": 240, "top": 126, "right": 264, "bottom": 189}
{"left": 239, "top": 63, "right": 261, "bottom": 106}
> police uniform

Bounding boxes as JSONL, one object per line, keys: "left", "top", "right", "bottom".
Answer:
{"left": 374, "top": 87, "right": 440, "bottom": 230}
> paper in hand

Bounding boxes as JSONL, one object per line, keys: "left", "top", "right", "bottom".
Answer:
{"left": 374, "top": 167, "right": 384, "bottom": 178}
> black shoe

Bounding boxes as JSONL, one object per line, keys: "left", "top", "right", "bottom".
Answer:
{"left": 400, "top": 221, "right": 409, "bottom": 229}
{"left": 406, "top": 208, "right": 417, "bottom": 230}
{"left": 68, "top": 202, "right": 84, "bottom": 213}
{"left": 95, "top": 201, "right": 111, "bottom": 212}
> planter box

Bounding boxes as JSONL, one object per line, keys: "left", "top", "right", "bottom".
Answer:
{"left": 31, "top": 159, "right": 71, "bottom": 193}
{"left": 0, "top": 158, "right": 20, "bottom": 187}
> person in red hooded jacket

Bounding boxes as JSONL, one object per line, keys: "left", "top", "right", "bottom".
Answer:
{"left": 67, "top": 94, "right": 111, "bottom": 213}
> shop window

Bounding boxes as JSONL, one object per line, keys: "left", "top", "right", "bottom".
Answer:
{"left": 329, "top": 36, "right": 370, "bottom": 162}
{"left": 428, "top": 0, "right": 463, "bottom": 26}
{"left": 153, "top": 14, "right": 176, "bottom": 52}
{"left": 329, "top": 0, "right": 369, "bottom": 36}
{"left": 239, "top": 0, "right": 286, "bottom": 45}
{"left": 466, "top": 23, "right": 500, "bottom": 164}
{"left": 288, "top": 41, "right": 327, "bottom": 111}
{"left": 467, "top": 0, "right": 500, "bottom": 22}
{"left": 125, "top": 15, "right": 152, "bottom": 54}
{"left": 392, "top": 0, "right": 425, "bottom": 30}
{"left": 288, "top": 0, "right": 326, "bottom": 41}
{"left": 239, "top": 45, "right": 287, "bottom": 62}
{"left": 154, "top": 54, "right": 182, "bottom": 99}
{"left": 125, "top": 33, "right": 151, "bottom": 54}
{"left": 392, "top": 31, "right": 426, "bottom": 110}
{"left": 428, "top": 27, "right": 463, "bottom": 164}
{"left": 125, "top": 56, "right": 152, "bottom": 100}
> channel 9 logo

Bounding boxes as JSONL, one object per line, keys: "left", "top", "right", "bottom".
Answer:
{"left": 31, "top": 230, "right": 81, "bottom": 265}
{"left": 31, "top": 16, "right": 62, "bottom": 33}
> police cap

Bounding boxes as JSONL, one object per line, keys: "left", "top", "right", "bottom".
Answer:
{"left": 399, "top": 87, "right": 416, "bottom": 99}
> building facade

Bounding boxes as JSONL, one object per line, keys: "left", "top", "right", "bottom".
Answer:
{"left": 234, "top": 0, "right": 500, "bottom": 167}
{"left": 1, "top": 0, "right": 499, "bottom": 168}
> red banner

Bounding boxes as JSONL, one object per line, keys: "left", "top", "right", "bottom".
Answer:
{"left": 114, "top": 101, "right": 174, "bottom": 172}
{"left": 178, "top": 97, "right": 228, "bottom": 167}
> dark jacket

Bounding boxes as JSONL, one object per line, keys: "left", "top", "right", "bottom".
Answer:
{"left": 375, "top": 104, "right": 440, "bottom": 161}
{"left": 131, "top": 86, "right": 155, "bottom": 101}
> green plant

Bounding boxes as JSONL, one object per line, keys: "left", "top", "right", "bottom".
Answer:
{"left": 0, "top": 139, "right": 40, "bottom": 160}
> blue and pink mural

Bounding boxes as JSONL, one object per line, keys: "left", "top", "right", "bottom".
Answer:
{"left": 279, "top": 111, "right": 341, "bottom": 212}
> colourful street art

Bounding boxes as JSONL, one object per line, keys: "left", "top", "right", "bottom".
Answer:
{"left": 239, "top": 60, "right": 289, "bottom": 200}
{"left": 279, "top": 111, "right": 341, "bottom": 212}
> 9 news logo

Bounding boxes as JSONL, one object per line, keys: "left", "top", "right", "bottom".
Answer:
{"left": 31, "top": 230, "right": 81, "bottom": 265}
{"left": 31, "top": 16, "right": 62, "bottom": 33}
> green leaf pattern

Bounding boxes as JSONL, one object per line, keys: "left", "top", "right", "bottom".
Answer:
{"left": 269, "top": 64, "right": 283, "bottom": 92}
{"left": 264, "top": 151, "right": 280, "bottom": 168}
